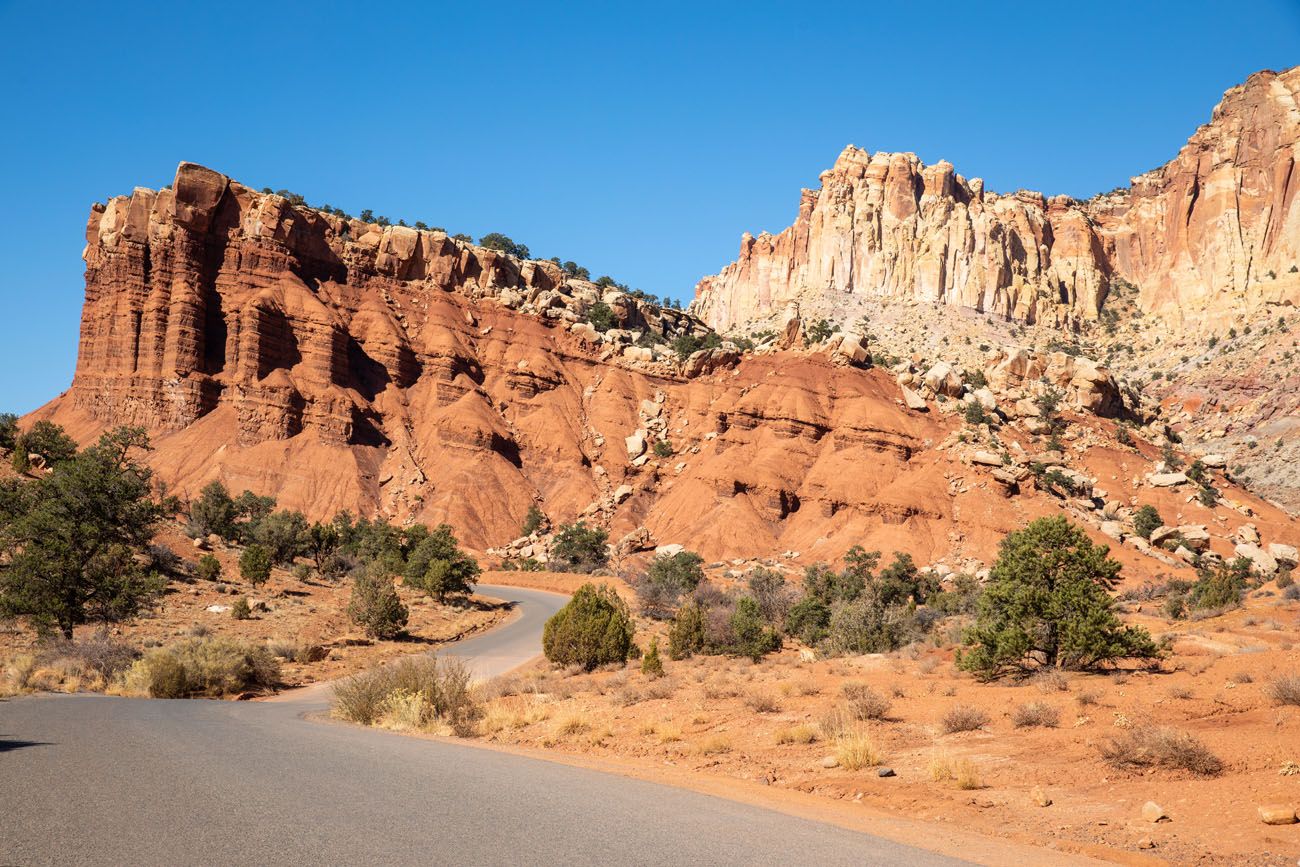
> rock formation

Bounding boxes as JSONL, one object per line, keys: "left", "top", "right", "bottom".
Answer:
{"left": 693, "top": 66, "right": 1300, "bottom": 333}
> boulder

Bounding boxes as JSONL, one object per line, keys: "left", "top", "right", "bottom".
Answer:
{"left": 923, "top": 361, "right": 964, "bottom": 397}
{"left": 1267, "top": 542, "right": 1298, "bottom": 568}
{"left": 1149, "top": 472, "right": 1188, "bottom": 487}
{"left": 1175, "top": 525, "right": 1211, "bottom": 550}
{"left": 1236, "top": 523, "right": 1261, "bottom": 545}
{"left": 834, "top": 333, "right": 869, "bottom": 365}
{"left": 1141, "top": 801, "right": 1168, "bottom": 823}
{"left": 654, "top": 543, "right": 685, "bottom": 558}
{"left": 612, "top": 484, "right": 634, "bottom": 504}
{"left": 901, "top": 386, "right": 928, "bottom": 411}
{"left": 1257, "top": 805, "right": 1298, "bottom": 825}
{"left": 1200, "top": 453, "right": 1227, "bottom": 468}
{"left": 971, "top": 387, "right": 998, "bottom": 411}
{"left": 971, "top": 451, "right": 1002, "bottom": 467}
{"left": 1235, "top": 542, "right": 1278, "bottom": 575}
{"left": 625, "top": 430, "right": 647, "bottom": 460}
{"left": 1100, "top": 521, "right": 1125, "bottom": 541}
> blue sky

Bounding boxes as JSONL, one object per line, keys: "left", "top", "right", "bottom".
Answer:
{"left": 1, "top": 0, "right": 1297, "bottom": 413}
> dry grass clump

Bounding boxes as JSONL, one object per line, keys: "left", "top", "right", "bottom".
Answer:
{"left": 1268, "top": 675, "right": 1300, "bottom": 706}
{"left": 696, "top": 733, "right": 732, "bottom": 755}
{"left": 743, "top": 690, "right": 781, "bottom": 713}
{"left": 332, "top": 654, "right": 479, "bottom": 735}
{"left": 941, "top": 704, "right": 990, "bottom": 734}
{"left": 656, "top": 723, "right": 683, "bottom": 744}
{"left": 818, "top": 705, "right": 854, "bottom": 740}
{"left": 480, "top": 699, "right": 551, "bottom": 735}
{"left": 8, "top": 632, "right": 141, "bottom": 694}
{"left": 121, "top": 636, "right": 279, "bottom": 699}
{"left": 1033, "top": 669, "right": 1070, "bottom": 693}
{"left": 834, "top": 726, "right": 884, "bottom": 770}
{"left": 843, "top": 682, "right": 892, "bottom": 721}
{"left": 1167, "top": 685, "right": 1194, "bottom": 700}
{"left": 555, "top": 711, "right": 591, "bottom": 736}
{"left": 774, "top": 724, "right": 818, "bottom": 745}
{"left": 1099, "top": 725, "right": 1224, "bottom": 776}
{"left": 929, "top": 752, "right": 982, "bottom": 789}
{"left": 702, "top": 678, "right": 739, "bottom": 700}
{"left": 1228, "top": 671, "right": 1253, "bottom": 684}
{"left": 1010, "top": 701, "right": 1060, "bottom": 728}
{"left": 1075, "top": 688, "right": 1102, "bottom": 707}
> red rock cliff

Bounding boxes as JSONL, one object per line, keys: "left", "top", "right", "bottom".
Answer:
{"left": 693, "top": 66, "right": 1300, "bottom": 332}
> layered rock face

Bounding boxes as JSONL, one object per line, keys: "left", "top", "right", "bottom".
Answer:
{"left": 693, "top": 66, "right": 1300, "bottom": 332}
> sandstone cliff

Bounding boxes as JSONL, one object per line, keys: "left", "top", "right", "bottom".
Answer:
{"left": 693, "top": 66, "right": 1300, "bottom": 332}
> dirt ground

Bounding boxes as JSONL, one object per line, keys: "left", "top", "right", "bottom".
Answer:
{"left": 469, "top": 574, "right": 1300, "bottom": 867}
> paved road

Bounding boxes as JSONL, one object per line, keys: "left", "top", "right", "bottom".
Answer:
{"left": 0, "top": 584, "right": 969, "bottom": 866}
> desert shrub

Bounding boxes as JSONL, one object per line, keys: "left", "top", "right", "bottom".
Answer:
{"left": 17, "top": 420, "right": 79, "bottom": 467}
{"left": 1268, "top": 675, "right": 1300, "bottom": 706}
{"left": 36, "top": 631, "right": 140, "bottom": 681}
{"left": 347, "top": 565, "right": 409, "bottom": 639}
{"left": 728, "top": 596, "right": 781, "bottom": 661}
{"left": 941, "top": 704, "right": 989, "bottom": 733}
{"left": 843, "top": 682, "right": 891, "bottom": 720}
{"left": 542, "top": 583, "right": 633, "bottom": 670}
{"left": 0, "top": 427, "right": 165, "bottom": 639}
{"left": 0, "top": 413, "right": 18, "bottom": 453}
{"left": 641, "top": 637, "right": 664, "bottom": 678}
{"left": 775, "top": 724, "right": 818, "bottom": 745}
{"left": 784, "top": 596, "right": 831, "bottom": 645}
{"left": 477, "top": 232, "right": 529, "bottom": 259}
{"left": 1277, "top": 569, "right": 1294, "bottom": 589}
{"left": 520, "top": 504, "right": 546, "bottom": 537}
{"left": 293, "top": 563, "right": 312, "bottom": 582}
{"left": 251, "top": 510, "right": 309, "bottom": 565}
{"left": 231, "top": 596, "right": 252, "bottom": 620}
{"left": 958, "top": 517, "right": 1158, "bottom": 678}
{"left": 332, "top": 655, "right": 480, "bottom": 735}
{"left": 652, "top": 440, "right": 674, "bottom": 458}
{"left": 928, "top": 573, "right": 981, "bottom": 616}
{"left": 1099, "top": 726, "right": 1223, "bottom": 776}
{"left": 586, "top": 301, "right": 616, "bottom": 332}
{"left": 743, "top": 690, "right": 780, "bottom": 713}
{"left": 239, "top": 544, "right": 273, "bottom": 586}
{"left": 1189, "top": 556, "right": 1251, "bottom": 611}
{"left": 962, "top": 401, "right": 993, "bottom": 427}
{"left": 1132, "top": 505, "right": 1163, "bottom": 540}
{"left": 403, "top": 524, "right": 480, "bottom": 602}
{"left": 196, "top": 554, "right": 222, "bottom": 583}
{"left": 824, "top": 596, "right": 913, "bottom": 655}
{"left": 189, "top": 481, "right": 237, "bottom": 540}
{"left": 636, "top": 550, "right": 705, "bottom": 618}
{"left": 550, "top": 522, "right": 609, "bottom": 573}
{"left": 1011, "top": 701, "right": 1060, "bottom": 728}
{"left": 747, "top": 568, "right": 792, "bottom": 624}
{"left": 124, "top": 636, "right": 279, "bottom": 698}
{"left": 667, "top": 601, "right": 705, "bottom": 659}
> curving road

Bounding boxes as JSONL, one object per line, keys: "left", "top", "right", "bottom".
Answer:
{"left": 0, "top": 585, "right": 970, "bottom": 866}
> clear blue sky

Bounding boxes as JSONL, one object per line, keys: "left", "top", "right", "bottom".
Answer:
{"left": 1, "top": 0, "right": 1296, "bottom": 413}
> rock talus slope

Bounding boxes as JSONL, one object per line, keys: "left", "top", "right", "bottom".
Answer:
{"left": 693, "top": 66, "right": 1300, "bottom": 332}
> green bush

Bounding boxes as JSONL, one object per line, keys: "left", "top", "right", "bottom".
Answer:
{"left": 189, "top": 481, "right": 236, "bottom": 540}
{"left": 0, "top": 413, "right": 18, "bottom": 453}
{"left": 1132, "top": 505, "right": 1163, "bottom": 540}
{"left": 958, "top": 516, "right": 1159, "bottom": 679}
{"left": 728, "top": 596, "right": 780, "bottom": 661}
{"left": 586, "top": 301, "right": 616, "bottom": 332}
{"left": 550, "top": 522, "right": 609, "bottom": 573}
{"left": 347, "top": 565, "right": 409, "bottom": 639}
{"left": 784, "top": 596, "right": 832, "bottom": 645}
{"left": 477, "top": 232, "right": 530, "bottom": 259}
{"left": 542, "top": 583, "right": 633, "bottom": 670}
{"left": 520, "top": 504, "right": 546, "bottom": 536}
{"left": 402, "top": 524, "right": 479, "bottom": 602}
{"left": 239, "top": 545, "right": 273, "bottom": 587}
{"left": 652, "top": 440, "right": 674, "bottom": 458}
{"left": 251, "top": 510, "right": 309, "bottom": 565}
{"left": 16, "top": 420, "right": 78, "bottom": 467}
{"left": 0, "top": 427, "right": 165, "bottom": 639}
{"left": 636, "top": 550, "right": 704, "bottom": 618}
{"left": 124, "top": 636, "right": 279, "bottom": 697}
{"left": 195, "top": 554, "right": 222, "bottom": 583}
{"left": 641, "top": 637, "right": 665, "bottom": 678}
{"left": 667, "top": 601, "right": 705, "bottom": 659}
{"left": 231, "top": 596, "right": 252, "bottom": 620}
{"left": 1189, "top": 557, "right": 1250, "bottom": 611}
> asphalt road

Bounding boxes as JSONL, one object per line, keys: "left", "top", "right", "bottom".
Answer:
{"left": 0, "top": 584, "right": 970, "bottom": 866}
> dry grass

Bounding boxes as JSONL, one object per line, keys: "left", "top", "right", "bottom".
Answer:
{"left": 555, "top": 711, "right": 591, "bottom": 736}
{"left": 696, "top": 734, "right": 732, "bottom": 755}
{"left": 929, "top": 752, "right": 982, "bottom": 789}
{"left": 941, "top": 704, "right": 990, "bottom": 733}
{"left": 1011, "top": 701, "right": 1060, "bottom": 728}
{"left": 834, "top": 726, "right": 884, "bottom": 770}
{"left": 743, "top": 690, "right": 781, "bottom": 713}
{"left": 774, "top": 724, "right": 818, "bottom": 745}
{"left": 843, "top": 682, "right": 892, "bottom": 720}
{"left": 1268, "top": 675, "right": 1300, "bottom": 706}
{"left": 818, "top": 705, "right": 854, "bottom": 740}
{"left": 1228, "top": 671, "right": 1253, "bottom": 684}
{"left": 1167, "top": 686, "right": 1194, "bottom": 700}
{"left": 1100, "top": 725, "right": 1224, "bottom": 776}
{"left": 657, "top": 723, "right": 683, "bottom": 744}
{"left": 1075, "top": 689, "right": 1102, "bottom": 707}
{"left": 1033, "top": 669, "right": 1070, "bottom": 693}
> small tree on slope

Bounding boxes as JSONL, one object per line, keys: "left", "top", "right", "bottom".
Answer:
{"left": 957, "top": 516, "right": 1158, "bottom": 679}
